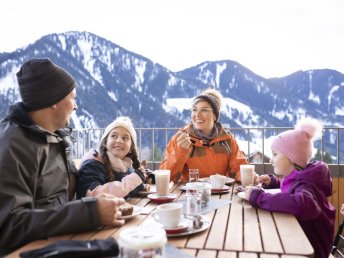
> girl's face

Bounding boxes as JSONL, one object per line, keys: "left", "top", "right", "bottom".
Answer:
{"left": 270, "top": 149, "right": 294, "bottom": 177}
{"left": 106, "top": 127, "right": 132, "bottom": 159}
{"left": 191, "top": 100, "right": 215, "bottom": 136}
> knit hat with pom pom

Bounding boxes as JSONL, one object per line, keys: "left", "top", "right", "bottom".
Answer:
{"left": 100, "top": 116, "right": 137, "bottom": 146}
{"left": 193, "top": 88, "right": 223, "bottom": 122}
{"left": 271, "top": 117, "right": 323, "bottom": 168}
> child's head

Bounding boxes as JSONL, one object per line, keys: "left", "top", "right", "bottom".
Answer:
{"left": 100, "top": 116, "right": 138, "bottom": 159}
{"left": 271, "top": 117, "right": 323, "bottom": 174}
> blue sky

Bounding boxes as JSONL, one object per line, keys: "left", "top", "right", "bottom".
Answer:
{"left": 1, "top": 0, "right": 343, "bottom": 78}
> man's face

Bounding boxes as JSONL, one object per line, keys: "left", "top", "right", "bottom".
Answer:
{"left": 54, "top": 89, "right": 77, "bottom": 129}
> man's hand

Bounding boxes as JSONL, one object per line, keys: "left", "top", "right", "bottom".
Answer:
{"left": 94, "top": 192, "right": 125, "bottom": 227}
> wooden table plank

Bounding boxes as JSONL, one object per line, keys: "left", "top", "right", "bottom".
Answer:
{"left": 239, "top": 252, "right": 258, "bottom": 258}
{"left": 225, "top": 192, "right": 243, "bottom": 251}
{"left": 260, "top": 254, "right": 279, "bottom": 258}
{"left": 205, "top": 194, "right": 230, "bottom": 250}
{"left": 243, "top": 202, "right": 263, "bottom": 252}
{"left": 71, "top": 229, "right": 100, "bottom": 240}
{"left": 181, "top": 248, "right": 197, "bottom": 257}
{"left": 218, "top": 250, "right": 237, "bottom": 258}
{"left": 273, "top": 212, "right": 313, "bottom": 256}
{"left": 197, "top": 249, "right": 217, "bottom": 258}
{"left": 187, "top": 212, "right": 214, "bottom": 249}
{"left": 258, "top": 209, "right": 283, "bottom": 253}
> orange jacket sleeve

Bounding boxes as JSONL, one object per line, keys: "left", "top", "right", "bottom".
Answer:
{"left": 159, "top": 131, "right": 191, "bottom": 182}
{"left": 228, "top": 135, "right": 248, "bottom": 181}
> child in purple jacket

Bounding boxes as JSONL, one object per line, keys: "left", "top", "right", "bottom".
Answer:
{"left": 245, "top": 118, "right": 335, "bottom": 258}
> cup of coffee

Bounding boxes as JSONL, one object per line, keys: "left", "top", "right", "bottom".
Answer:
{"left": 189, "top": 168, "right": 199, "bottom": 182}
{"left": 155, "top": 202, "right": 183, "bottom": 228}
{"left": 210, "top": 174, "right": 226, "bottom": 189}
{"left": 154, "top": 170, "right": 170, "bottom": 196}
{"left": 240, "top": 164, "right": 255, "bottom": 187}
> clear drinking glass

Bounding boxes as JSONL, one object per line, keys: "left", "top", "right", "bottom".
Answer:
{"left": 186, "top": 189, "right": 201, "bottom": 217}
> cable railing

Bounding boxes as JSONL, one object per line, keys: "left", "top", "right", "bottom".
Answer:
{"left": 71, "top": 126, "right": 344, "bottom": 177}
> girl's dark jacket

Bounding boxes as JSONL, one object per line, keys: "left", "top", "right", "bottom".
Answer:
{"left": 0, "top": 103, "right": 104, "bottom": 255}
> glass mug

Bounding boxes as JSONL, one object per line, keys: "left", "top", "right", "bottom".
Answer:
{"left": 119, "top": 226, "right": 167, "bottom": 258}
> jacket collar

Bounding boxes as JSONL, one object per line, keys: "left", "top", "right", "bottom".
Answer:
{"left": 6, "top": 102, "right": 72, "bottom": 144}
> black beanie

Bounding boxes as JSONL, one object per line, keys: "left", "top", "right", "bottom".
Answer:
{"left": 16, "top": 58, "right": 76, "bottom": 111}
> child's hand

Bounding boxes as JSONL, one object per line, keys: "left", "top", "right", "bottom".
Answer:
{"left": 244, "top": 186, "right": 253, "bottom": 201}
{"left": 253, "top": 173, "right": 259, "bottom": 185}
{"left": 257, "top": 174, "right": 271, "bottom": 186}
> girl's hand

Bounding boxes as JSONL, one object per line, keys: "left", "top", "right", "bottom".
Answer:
{"left": 244, "top": 186, "right": 253, "bottom": 201}
{"left": 256, "top": 174, "right": 271, "bottom": 186}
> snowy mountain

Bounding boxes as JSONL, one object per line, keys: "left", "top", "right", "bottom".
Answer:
{"left": 1, "top": 31, "right": 343, "bottom": 155}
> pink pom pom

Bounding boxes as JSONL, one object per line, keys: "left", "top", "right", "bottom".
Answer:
{"left": 295, "top": 117, "right": 323, "bottom": 140}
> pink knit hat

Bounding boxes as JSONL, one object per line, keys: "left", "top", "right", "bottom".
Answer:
{"left": 271, "top": 118, "right": 323, "bottom": 168}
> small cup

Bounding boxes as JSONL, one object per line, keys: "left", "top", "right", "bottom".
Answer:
{"left": 240, "top": 164, "right": 255, "bottom": 187}
{"left": 186, "top": 189, "right": 201, "bottom": 217}
{"left": 189, "top": 169, "right": 199, "bottom": 182}
{"left": 156, "top": 202, "right": 183, "bottom": 228}
{"left": 185, "top": 182, "right": 211, "bottom": 207}
{"left": 210, "top": 174, "right": 226, "bottom": 189}
{"left": 154, "top": 170, "right": 170, "bottom": 196}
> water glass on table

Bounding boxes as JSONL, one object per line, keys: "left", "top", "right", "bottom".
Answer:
{"left": 186, "top": 188, "right": 201, "bottom": 217}
{"left": 189, "top": 168, "right": 199, "bottom": 182}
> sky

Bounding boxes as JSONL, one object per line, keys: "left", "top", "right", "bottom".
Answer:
{"left": 1, "top": 0, "right": 344, "bottom": 78}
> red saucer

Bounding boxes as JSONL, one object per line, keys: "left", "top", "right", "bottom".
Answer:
{"left": 147, "top": 193, "right": 177, "bottom": 204}
{"left": 211, "top": 185, "right": 230, "bottom": 194}
{"left": 164, "top": 220, "right": 189, "bottom": 234}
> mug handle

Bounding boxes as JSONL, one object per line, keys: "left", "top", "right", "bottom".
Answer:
{"left": 152, "top": 211, "right": 161, "bottom": 223}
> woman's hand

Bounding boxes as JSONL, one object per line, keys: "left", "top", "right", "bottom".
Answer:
{"left": 176, "top": 131, "right": 191, "bottom": 151}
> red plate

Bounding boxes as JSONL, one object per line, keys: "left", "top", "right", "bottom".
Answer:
{"left": 211, "top": 185, "right": 230, "bottom": 194}
{"left": 147, "top": 193, "right": 177, "bottom": 204}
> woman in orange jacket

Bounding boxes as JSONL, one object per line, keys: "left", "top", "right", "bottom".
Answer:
{"left": 160, "top": 88, "right": 248, "bottom": 182}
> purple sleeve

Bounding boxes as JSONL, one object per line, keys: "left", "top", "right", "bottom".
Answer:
{"left": 249, "top": 184, "right": 321, "bottom": 220}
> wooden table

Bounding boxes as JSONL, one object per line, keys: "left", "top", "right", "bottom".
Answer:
{"left": 6, "top": 183, "right": 314, "bottom": 258}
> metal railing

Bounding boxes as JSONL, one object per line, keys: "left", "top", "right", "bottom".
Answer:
{"left": 71, "top": 126, "right": 344, "bottom": 177}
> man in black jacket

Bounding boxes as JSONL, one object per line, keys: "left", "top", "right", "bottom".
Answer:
{"left": 0, "top": 58, "right": 124, "bottom": 255}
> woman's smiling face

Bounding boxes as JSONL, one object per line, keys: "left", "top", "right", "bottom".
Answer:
{"left": 191, "top": 100, "right": 215, "bottom": 136}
